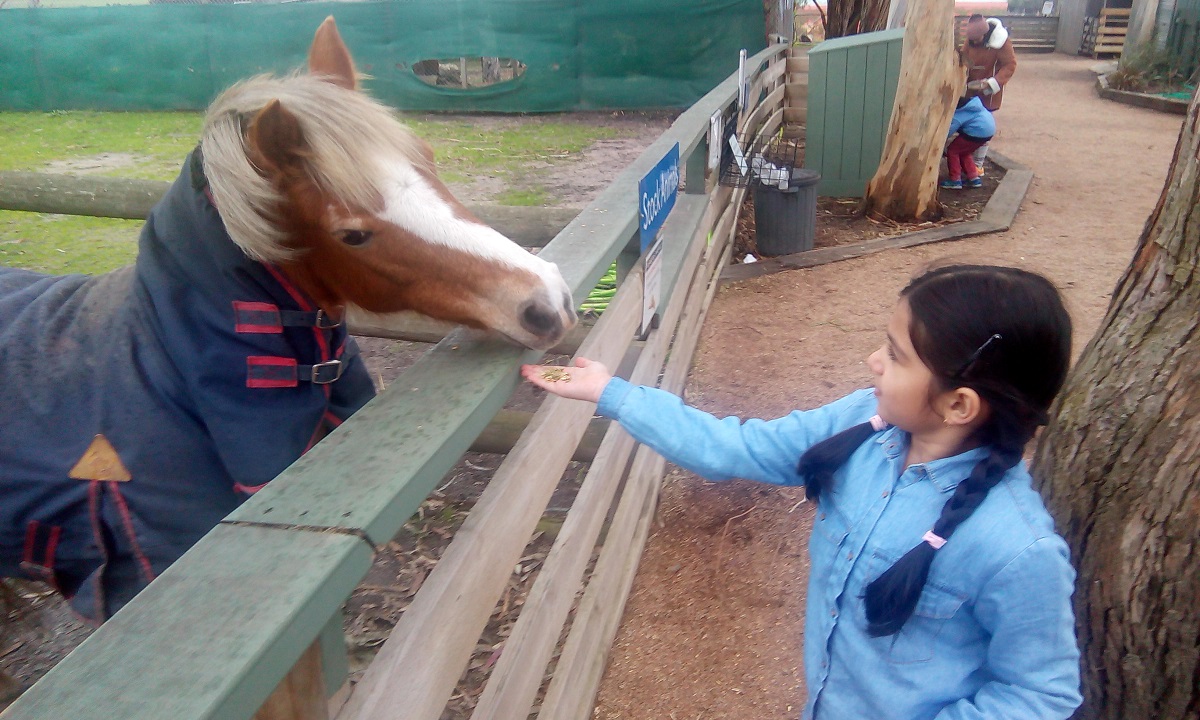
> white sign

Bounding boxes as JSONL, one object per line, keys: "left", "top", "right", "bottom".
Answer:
{"left": 708, "top": 110, "right": 723, "bottom": 171}
{"left": 737, "top": 49, "right": 748, "bottom": 113}
{"left": 728, "top": 134, "right": 748, "bottom": 176}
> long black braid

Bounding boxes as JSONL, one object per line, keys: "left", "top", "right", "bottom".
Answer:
{"left": 798, "top": 265, "right": 1072, "bottom": 637}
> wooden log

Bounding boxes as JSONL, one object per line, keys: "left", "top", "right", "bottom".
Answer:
{"left": 469, "top": 205, "right": 578, "bottom": 247}
{"left": 0, "top": 172, "right": 577, "bottom": 247}
{"left": 0, "top": 172, "right": 167, "bottom": 220}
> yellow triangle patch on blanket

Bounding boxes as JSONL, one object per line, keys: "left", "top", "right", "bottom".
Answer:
{"left": 69, "top": 434, "right": 132, "bottom": 482}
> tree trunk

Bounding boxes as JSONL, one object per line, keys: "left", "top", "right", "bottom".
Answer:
{"left": 1030, "top": 94, "right": 1200, "bottom": 719}
{"left": 764, "top": 0, "right": 795, "bottom": 43}
{"left": 860, "top": 0, "right": 962, "bottom": 222}
{"left": 825, "top": 0, "right": 890, "bottom": 38}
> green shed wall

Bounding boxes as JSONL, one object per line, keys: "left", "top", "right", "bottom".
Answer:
{"left": 0, "top": 0, "right": 766, "bottom": 112}
{"left": 805, "top": 28, "right": 904, "bottom": 197}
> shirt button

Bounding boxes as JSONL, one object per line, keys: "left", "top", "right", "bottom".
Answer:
{"left": 830, "top": 609, "right": 837, "bottom": 617}
{"left": 819, "top": 513, "right": 826, "bottom": 520}
{"left": 847, "top": 552, "right": 854, "bottom": 560}
{"left": 882, "top": 491, "right": 889, "bottom": 497}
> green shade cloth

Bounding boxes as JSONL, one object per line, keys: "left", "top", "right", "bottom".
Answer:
{"left": 0, "top": 0, "right": 766, "bottom": 111}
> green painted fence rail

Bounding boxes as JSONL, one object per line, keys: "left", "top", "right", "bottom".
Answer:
{"left": 0, "top": 43, "right": 788, "bottom": 720}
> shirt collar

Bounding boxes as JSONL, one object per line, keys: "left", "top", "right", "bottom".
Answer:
{"left": 874, "top": 427, "right": 991, "bottom": 492}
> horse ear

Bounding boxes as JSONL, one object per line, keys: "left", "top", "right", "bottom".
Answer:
{"left": 246, "top": 99, "right": 308, "bottom": 177}
{"left": 309, "top": 16, "right": 357, "bottom": 90}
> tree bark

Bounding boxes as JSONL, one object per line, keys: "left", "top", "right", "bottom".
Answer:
{"left": 1031, "top": 93, "right": 1200, "bottom": 719}
{"left": 860, "top": 0, "right": 963, "bottom": 222}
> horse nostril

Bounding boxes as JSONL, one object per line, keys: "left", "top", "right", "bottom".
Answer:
{"left": 521, "top": 300, "right": 562, "bottom": 338}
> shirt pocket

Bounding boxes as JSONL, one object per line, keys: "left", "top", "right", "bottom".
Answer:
{"left": 888, "top": 584, "right": 968, "bottom": 664}
{"left": 865, "top": 550, "right": 969, "bottom": 665}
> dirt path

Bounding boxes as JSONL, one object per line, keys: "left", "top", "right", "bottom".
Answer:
{"left": 592, "top": 53, "right": 1185, "bottom": 719}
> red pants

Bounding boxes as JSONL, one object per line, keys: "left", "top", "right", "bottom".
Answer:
{"left": 945, "top": 135, "right": 987, "bottom": 181}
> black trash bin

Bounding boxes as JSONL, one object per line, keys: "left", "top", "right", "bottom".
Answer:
{"left": 752, "top": 168, "right": 821, "bottom": 256}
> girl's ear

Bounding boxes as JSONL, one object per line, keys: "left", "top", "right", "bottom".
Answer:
{"left": 940, "top": 386, "right": 987, "bottom": 428}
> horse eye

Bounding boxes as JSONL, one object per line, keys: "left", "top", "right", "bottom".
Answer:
{"left": 338, "top": 229, "right": 373, "bottom": 247}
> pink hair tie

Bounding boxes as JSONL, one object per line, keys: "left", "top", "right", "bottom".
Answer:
{"left": 869, "top": 415, "right": 888, "bottom": 432}
{"left": 922, "top": 530, "right": 947, "bottom": 550}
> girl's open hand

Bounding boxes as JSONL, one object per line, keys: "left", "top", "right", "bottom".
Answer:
{"left": 520, "top": 357, "right": 612, "bottom": 403}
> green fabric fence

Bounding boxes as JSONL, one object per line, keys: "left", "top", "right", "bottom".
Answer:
{"left": 0, "top": 0, "right": 767, "bottom": 112}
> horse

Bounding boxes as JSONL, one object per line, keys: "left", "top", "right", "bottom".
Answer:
{"left": 0, "top": 17, "right": 577, "bottom": 622}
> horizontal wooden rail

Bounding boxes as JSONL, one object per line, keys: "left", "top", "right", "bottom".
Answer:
{"left": 0, "top": 171, "right": 577, "bottom": 247}
{"left": 0, "top": 42, "right": 789, "bottom": 720}
{"left": 470, "top": 409, "right": 610, "bottom": 461}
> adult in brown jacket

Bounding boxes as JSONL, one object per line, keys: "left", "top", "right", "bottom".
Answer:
{"left": 960, "top": 14, "right": 1016, "bottom": 171}
{"left": 961, "top": 14, "right": 1017, "bottom": 110}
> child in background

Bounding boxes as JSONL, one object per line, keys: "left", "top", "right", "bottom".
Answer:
{"left": 522, "top": 264, "right": 1082, "bottom": 720}
{"left": 942, "top": 95, "right": 996, "bottom": 190}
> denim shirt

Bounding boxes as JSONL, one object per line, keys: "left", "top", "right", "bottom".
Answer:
{"left": 597, "top": 380, "right": 1082, "bottom": 720}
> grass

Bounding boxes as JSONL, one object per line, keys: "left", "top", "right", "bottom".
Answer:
{"left": 0, "top": 110, "right": 622, "bottom": 275}
{"left": 400, "top": 115, "right": 620, "bottom": 186}
{"left": 494, "top": 187, "right": 552, "bottom": 206}
{"left": 1108, "top": 44, "right": 1197, "bottom": 96}
{"left": 0, "top": 111, "right": 203, "bottom": 178}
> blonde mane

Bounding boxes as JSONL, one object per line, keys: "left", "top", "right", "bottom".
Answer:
{"left": 201, "top": 74, "right": 431, "bottom": 263}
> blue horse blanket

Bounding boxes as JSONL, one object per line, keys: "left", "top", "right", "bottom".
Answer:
{"left": 0, "top": 152, "right": 375, "bottom": 621}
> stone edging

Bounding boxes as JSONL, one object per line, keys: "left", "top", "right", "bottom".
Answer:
{"left": 719, "top": 150, "right": 1033, "bottom": 284}
{"left": 1094, "top": 73, "right": 1189, "bottom": 116}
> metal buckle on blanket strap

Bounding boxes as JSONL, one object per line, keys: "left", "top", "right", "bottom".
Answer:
{"left": 276, "top": 308, "right": 344, "bottom": 330}
{"left": 306, "top": 359, "right": 344, "bottom": 384}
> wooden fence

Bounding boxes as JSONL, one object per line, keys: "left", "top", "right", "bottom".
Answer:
{"left": 0, "top": 42, "right": 790, "bottom": 720}
{"left": 953, "top": 14, "right": 1060, "bottom": 53}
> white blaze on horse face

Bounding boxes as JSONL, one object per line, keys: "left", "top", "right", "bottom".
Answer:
{"left": 376, "top": 158, "right": 577, "bottom": 345}
{"left": 377, "top": 161, "right": 561, "bottom": 282}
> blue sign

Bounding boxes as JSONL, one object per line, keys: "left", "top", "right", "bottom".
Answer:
{"left": 638, "top": 143, "right": 680, "bottom": 252}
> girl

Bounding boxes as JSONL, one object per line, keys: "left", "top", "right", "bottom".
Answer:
{"left": 521, "top": 264, "right": 1082, "bottom": 720}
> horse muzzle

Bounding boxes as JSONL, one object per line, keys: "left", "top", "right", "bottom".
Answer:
{"left": 517, "top": 286, "right": 578, "bottom": 350}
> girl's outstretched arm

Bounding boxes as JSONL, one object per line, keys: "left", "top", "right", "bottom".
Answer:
{"left": 522, "top": 359, "right": 878, "bottom": 487}
{"left": 520, "top": 357, "right": 612, "bottom": 403}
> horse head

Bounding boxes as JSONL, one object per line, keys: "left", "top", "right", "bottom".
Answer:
{"left": 201, "top": 17, "right": 577, "bottom": 351}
